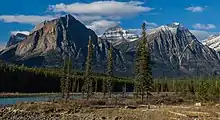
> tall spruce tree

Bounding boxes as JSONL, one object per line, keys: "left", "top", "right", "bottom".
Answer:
{"left": 60, "top": 57, "right": 68, "bottom": 99}
{"left": 135, "top": 23, "right": 153, "bottom": 102}
{"left": 83, "top": 36, "right": 94, "bottom": 99}
{"left": 107, "top": 44, "right": 114, "bottom": 98}
{"left": 102, "top": 77, "right": 107, "bottom": 98}
{"left": 60, "top": 75, "right": 65, "bottom": 99}
{"left": 60, "top": 56, "right": 72, "bottom": 100}
{"left": 65, "top": 56, "right": 72, "bottom": 100}
{"left": 134, "top": 40, "right": 142, "bottom": 98}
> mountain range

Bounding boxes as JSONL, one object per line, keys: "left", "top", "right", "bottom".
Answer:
{"left": 1, "top": 14, "right": 220, "bottom": 77}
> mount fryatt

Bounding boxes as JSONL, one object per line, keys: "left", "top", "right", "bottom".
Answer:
{"left": 1, "top": 14, "right": 220, "bottom": 77}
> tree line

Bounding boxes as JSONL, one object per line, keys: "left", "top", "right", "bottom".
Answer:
{"left": 0, "top": 60, "right": 133, "bottom": 93}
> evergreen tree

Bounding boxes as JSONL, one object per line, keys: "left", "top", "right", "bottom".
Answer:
{"left": 209, "top": 78, "right": 220, "bottom": 101}
{"left": 71, "top": 76, "right": 77, "bottom": 92}
{"left": 135, "top": 23, "right": 153, "bottom": 102}
{"left": 106, "top": 44, "right": 114, "bottom": 98}
{"left": 134, "top": 38, "right": 142, "bottom": 98}
{"left": 95, "top": 79, "right": 98, "bottom": 92}
{"left": 65, "top": 56, "right": 72, "bottom": 99}
{"left": 60, "top": 58, "right": 68, "bottom": 99}
{"left": 60, "top": 56, "right": 72, "bottom": 100}
{"left": 60, "top": 77, "right": 65, "bottom": 98}
{"left": 83, "top": 36, "right": 94, "bottom": 99}
{"left": 122, "top": 83, "right": 127, "bottom": 98}
{"left": 76, "top": 79, "right": 80, "bottom": 93}
{"left": 188, "top": 80, "right": 195, "bottom": 95}
{"left": 102, "top": 77, "right": 107, "bottom": 98}
{"left": 163, "top": 78, "right": 168, "bottom": 92}
{"left": 198, "top": 80, "right": 209, "bottom": 101}
{"left": 156, "top": 79, "right": 160, "bottom": 94}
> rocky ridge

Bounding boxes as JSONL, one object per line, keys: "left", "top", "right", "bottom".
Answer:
{"left": 6, "top": 33, "right": 28, "bottom": 48}
{"left": 203, "top": 35, "right": 220, "bottom": 52}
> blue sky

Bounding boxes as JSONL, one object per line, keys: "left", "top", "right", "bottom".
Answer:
{"left": 0, "top": 0, "right": 220, "bottom": 48}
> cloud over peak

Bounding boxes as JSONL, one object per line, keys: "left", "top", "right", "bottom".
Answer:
{"left": 144, "top": 21, "right": 158, "bottom": 28}
{"left": 86, "top": 20, "right": 119, "bottom": 35}
{"left": 48, "top": 1, "right": 153, "bottom": 16}
{"left": 0, "top": 15, "right": 54, "bottom": 25}
{"left": 193, "top": 23, "right": 216, "bottom": 30}
{"left": 185, "top": 6, "right": 206, "bottom": 12}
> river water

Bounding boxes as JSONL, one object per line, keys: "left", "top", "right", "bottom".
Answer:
{"left": 0, "top": 94, "right": 82, "bottom": 106}
{"left": 0, "top": 95, "right": 60, "bottom": 106}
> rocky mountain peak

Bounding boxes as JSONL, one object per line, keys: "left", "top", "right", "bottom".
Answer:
{"left": 105, "top": 26, "right": 123, "bottom": 31}
{"left": 167, "top": 22, "right": 182, "bottom": 27}
{"left": 15, "top": 14, "right": 98, "bottom": 58}
{"left": 152, "top": 22, "right": 187, "bottom": 34}
{"left": 6, "top": 33, "right": 28, "bottom": 48}
{"left": 203, "top": 35, "right": 220, "bottom": 51}
{"left": 100, "top": 25, "right": 139, "bottom": 46}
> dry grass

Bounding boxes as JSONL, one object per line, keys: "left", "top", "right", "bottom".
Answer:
{"left": 2, "top": 93, "right": 220, "bottom": 120}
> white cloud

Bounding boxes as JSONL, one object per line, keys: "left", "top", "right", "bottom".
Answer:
{"left": 185, "top": 6, "right": 206, "bottom": 12}
{"left": 192, "top": 23, "right": 216, "bottom": 30}
{"left": 190, "top": 30, "right": 217, "bottom": 41}
{"left": 128, "top": 28, "right": 158, "bottom": 36}
{"left": 128, "top": 29, "right": 141, "bottom": 35}
{"left": 74, "top": 15, "right": 103, "bottom": 22}
{"left": 144, "top": 21, "right": 158, "bottom": 28}
{"left": 86, "top": 20, "right": 119, "bottom": 35}
{"left": 48, "top": 1, "right": 153, "bottom": 17}
{"left": 0, "top": 15, "right": 55, "bottom": 24}
{"left": 11, "top": 31, "right": 30, "bottom": 35}
{"left": 0, "top": 14, "right": 104, "bottom": 25}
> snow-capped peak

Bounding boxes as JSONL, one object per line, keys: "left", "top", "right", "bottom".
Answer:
{"left": 172, "top": 22, "right": 180, "bottom": 26}
{"left": 100, "top": 26, "right": 139, "bottom": 44}
{"left": 167, "top": 22, "right": 184, "bottom": 28}
{"left": 203, "top": 34, "right": 220, "bottom": 51}
{"left": 149, "top": 22, "right": 187, "bottom": 35}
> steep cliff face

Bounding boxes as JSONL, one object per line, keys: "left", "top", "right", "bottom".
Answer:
{"left": 0, "top": 14, "right": 126, "bottom": 72}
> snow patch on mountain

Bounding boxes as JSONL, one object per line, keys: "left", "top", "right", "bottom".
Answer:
{"left": 149, "top": 22, "right": 186, "bottom": 34}
{"left": 100, "top": 26, "right": 139, "bottom": 45}
{"left": 203, "top": 35, "right": 220, "bottom": 51}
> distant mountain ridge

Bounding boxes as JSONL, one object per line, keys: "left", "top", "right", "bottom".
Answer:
{"left": 100, "top": 23, "right": 220, "bottom": 76}
{"left": 203, "top": 35, "right": 220, "bottom": 52}
{"left": 6, "top": 33, "right": 27, "bottom": 48}
{"left": 99, "top": 26, "right": 139, "bottom": 46}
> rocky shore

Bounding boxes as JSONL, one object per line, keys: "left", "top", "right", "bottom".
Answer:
{"left": 0, "top": 98, "right": 220, "bottom": 120}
